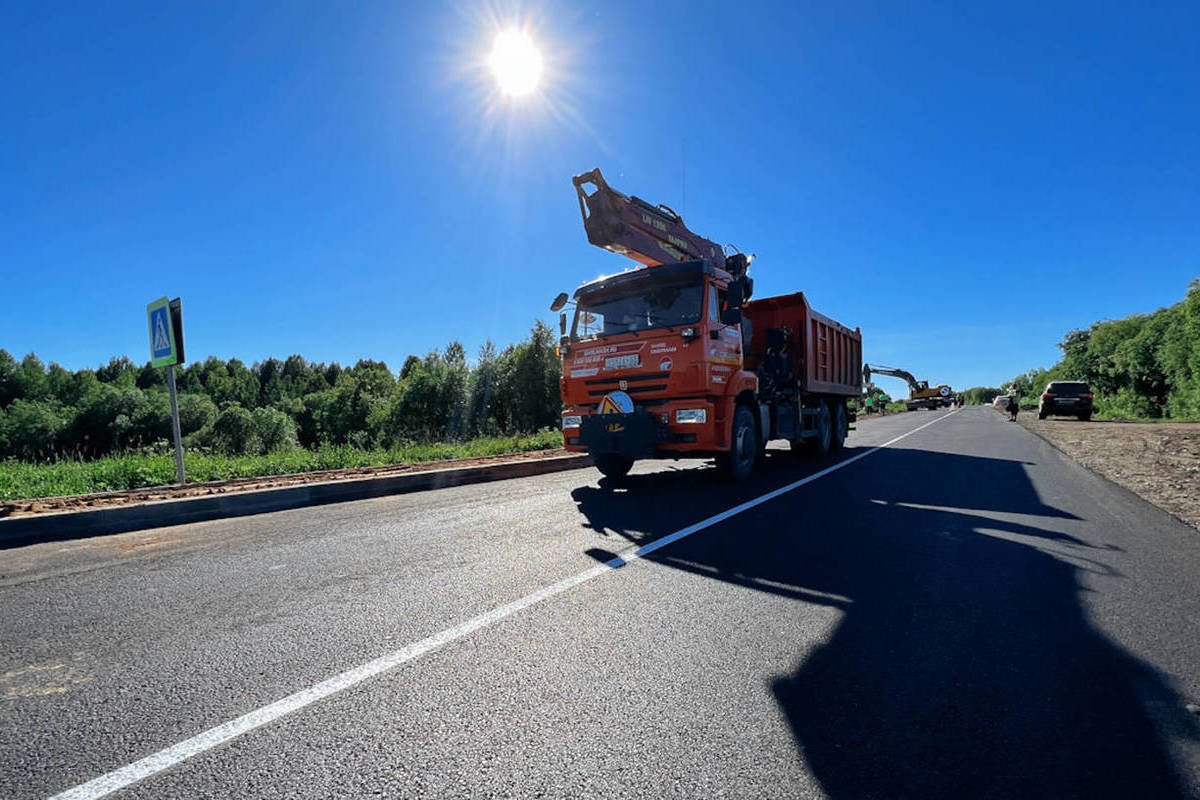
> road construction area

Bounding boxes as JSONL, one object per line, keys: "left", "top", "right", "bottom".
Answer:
{"left": 3, "top": 407, "right": 1200, "bottom": 799}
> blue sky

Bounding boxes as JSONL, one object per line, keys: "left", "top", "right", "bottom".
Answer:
{"left": 2, "top": 1, "right": 1197, "bottom": 393}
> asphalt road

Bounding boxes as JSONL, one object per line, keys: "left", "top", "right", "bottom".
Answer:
{"left": 3, "top": 407, "right": 1200, "bottom": 799}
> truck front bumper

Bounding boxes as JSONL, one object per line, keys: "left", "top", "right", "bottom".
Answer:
{"left": 578, "top": 411, "right": 664, "bottom": 459}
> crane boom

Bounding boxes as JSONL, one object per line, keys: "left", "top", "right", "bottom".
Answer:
{"left": 863, "top": 364, "right": 924, "bottom": 394}
{"left": 572, "top": 168, "right": 753, "bottom": 285}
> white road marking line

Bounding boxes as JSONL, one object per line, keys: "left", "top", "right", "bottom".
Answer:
{"left": 49, "top": 409, "right": 958, "bottom": 800}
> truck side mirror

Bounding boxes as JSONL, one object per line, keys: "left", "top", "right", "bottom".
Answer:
{"left": 550, "top": 292, "right": 569, "bottom": 312}
{"left": 559, "top": 313, "right": 567, "bottom": 335}
{"left": 720, "top": 307, "right": 742, "bottom": 326}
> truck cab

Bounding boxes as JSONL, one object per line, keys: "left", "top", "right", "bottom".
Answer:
{"left": 558, "top": 259, "right": 756, "bottom": 477}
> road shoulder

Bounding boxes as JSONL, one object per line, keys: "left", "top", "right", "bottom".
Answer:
{"left": 1014, "top": 411, "right": 1200, "bottom": 532}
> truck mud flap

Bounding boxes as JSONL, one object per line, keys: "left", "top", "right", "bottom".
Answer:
{"left": 579, "top": 412, "right": 660, "bottom": 459}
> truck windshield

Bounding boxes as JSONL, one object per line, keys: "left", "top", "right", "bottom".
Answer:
{"left": 573, "top": 281, "right": 703, "bottom": 339}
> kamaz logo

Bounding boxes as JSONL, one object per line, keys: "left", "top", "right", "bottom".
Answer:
{"left": 606, "top": 423, "right": 625, "bottom": 433}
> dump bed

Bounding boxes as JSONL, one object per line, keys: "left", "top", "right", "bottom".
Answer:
{"left": 743, "top": 292, "right": 862, "bottom": 397}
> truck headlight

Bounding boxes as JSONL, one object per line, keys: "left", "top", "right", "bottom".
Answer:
{"left": 675, "top": 409, "right": 707, "bottom": 424}
{"left": 561, "top": 415, "right": 583, "bottom": 430}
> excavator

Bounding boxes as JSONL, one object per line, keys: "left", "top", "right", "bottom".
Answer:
{"left": 862, "top": 364, "right": 954, "bottom": 411}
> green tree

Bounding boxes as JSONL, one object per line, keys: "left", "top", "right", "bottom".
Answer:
{"left": 135, "top": 362, "right": 166, "bottom": 390}
{"left": 251, "top": 407, "right": 298, "bottom": 453}
{"left": 209, "top": 406, "right": 259, "bottom": 455}
{"left": 96, "top": 356, "right": 137, "bottom": 387}
{"left": 467, "top": 341, "right": 500, "bottom": 435}
{"left": 224, "top": 358, "right": 260, "bottom": 409}
{"left": 17, "top": 354, "right": 51, "bottom": 401}
{"left": 177, "top": 393, "right": 218, "bottom": 437}
{"left": 1, "top": 399, "right": 71, "bottom": 460}
{"left": 399, "top": 355, "right": 422, "bottom": 380}
{"left": 499, "top": 321, "right": 561, "bottom": 432}
{"left": 0, "top": 350, "right": 19, "bottom": 407}
{"left": 255, "top": 358, "right": 285, "bottom": 407}
{"left": 378, "top": 347, "right": 467, "bottom": 443}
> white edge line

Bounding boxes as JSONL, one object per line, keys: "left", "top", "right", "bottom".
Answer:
{"left": 49, "top": 409, "right": 959, "bottom": 800}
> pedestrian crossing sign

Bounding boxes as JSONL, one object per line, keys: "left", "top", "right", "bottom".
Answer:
{"left": 147, "top": 296, "right": 179, "bottom": 367}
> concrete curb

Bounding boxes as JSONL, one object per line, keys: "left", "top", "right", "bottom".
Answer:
{"left": 0, "top": 454, "right": 594, "bottom": 547}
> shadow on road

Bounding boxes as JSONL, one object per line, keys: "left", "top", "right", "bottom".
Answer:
{"left": 574, "top": 445, "right": 1199, "bottom": 798}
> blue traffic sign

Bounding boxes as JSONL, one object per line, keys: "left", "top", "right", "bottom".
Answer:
{"left": 147, "top": 296, "right": 179, "bottom": 367}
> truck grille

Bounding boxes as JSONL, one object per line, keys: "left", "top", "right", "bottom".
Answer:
{"left": 587, "top": 384, "right": 668, "bottom": 397}
{"left": 583, "top": 372, "right": 670, "bottom": 387}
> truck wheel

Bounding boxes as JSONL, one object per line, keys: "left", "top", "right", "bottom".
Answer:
{"left": 807, "top": 399, "right": 832, "bottom": 455}
{"left": 594, "top": 454, "right": 633, "bottom": 480}
{"left": 718, "top": 405, "right": 757, "bottom": 481}
{"left": 1078, "top": 412, "right": 1092, "bottom": 421}
{"left": 830, "top": 401, "right": 847, "bottom": 452}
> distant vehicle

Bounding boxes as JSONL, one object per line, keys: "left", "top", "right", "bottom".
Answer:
{"left": 862, "top": 364, "right": 954, "bottom": 410}
{"left": 993, "top": 394, "right": 1014, "bottom": 411}
{"left": 1038, "top": 381, "right": 1094, "bottom": 420}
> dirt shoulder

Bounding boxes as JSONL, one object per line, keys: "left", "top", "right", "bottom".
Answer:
{"left": 0, "top": 448, "right": 577, "bottom": 520}
{"left": 1016, "top": 412, "right": 1200, "bottom": 531}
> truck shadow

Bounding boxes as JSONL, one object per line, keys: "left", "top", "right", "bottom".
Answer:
{"left": 573, "top": 446, "right": 1197, "bottom": 798}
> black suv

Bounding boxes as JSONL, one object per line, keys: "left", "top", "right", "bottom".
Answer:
{"left": 1038, "top": 381, "right": 1094, "bottom": 420}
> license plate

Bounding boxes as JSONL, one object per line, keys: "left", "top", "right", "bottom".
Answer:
{"left": 605, "top": 354, "right": 640, "bottom": 370}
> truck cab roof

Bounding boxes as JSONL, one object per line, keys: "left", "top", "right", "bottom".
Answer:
{"left": 574, "top": 259, "right": 728, "bottom": 300}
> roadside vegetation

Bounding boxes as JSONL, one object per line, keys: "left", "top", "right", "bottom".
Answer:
{"left": 999, "top": 277, "right": 1200, "bottom": 419}
{"left": 0, "top": 430, "right": 561, "bottom": 502}
{"left": 0, "top": 322, "right": 564, "bottom": 501}
{"left": 958, "top": 387, "right": 1005, "bottom": 406}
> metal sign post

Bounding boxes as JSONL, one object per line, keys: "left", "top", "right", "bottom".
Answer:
{"left": 147, "top": 296, "right": 187, "bottom": 484}
{"left": 165, "top": 363, "right": 185, "bottom": 483}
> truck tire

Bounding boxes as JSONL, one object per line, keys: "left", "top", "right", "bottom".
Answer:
{"left": 718, "top": 405, "right": 757, "bottom": 481}
{"left": 594, "top": 454, "right": 633, "bottom": 481}
{"left": 807, "top": 399, "right": 832, "bottom": 455}
{"left": 830, "top": 401, "right": 847, "bottom": 452}
{"left": 1078, "top": 412, "right": 1092, "bottom": 421}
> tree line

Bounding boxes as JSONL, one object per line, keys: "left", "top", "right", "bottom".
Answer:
{"left": 1003, "top": 277, "right": 1200, "bottom": 417}
{"left": 0, "top": 321, "right": 562, "bottom": 461}
{"left": 958, "top": 386, "right": 1005, "bottom": 406}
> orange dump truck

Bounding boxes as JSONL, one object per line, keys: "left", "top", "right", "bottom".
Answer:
{"left": 552, "top": 169, "right": 862, "bottom": 480}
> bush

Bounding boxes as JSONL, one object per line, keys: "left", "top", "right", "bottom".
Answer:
{"left": 177, "top": 393, "right": 218, "bottom": 437}
{"left": 252, "top": 407, "right": 298, "bottom": 453}
{"left": 209, "top": 406, "right": 259, "bottom": 455}
{"left": 1, "top": 399, "right": 72, "bottom": 460}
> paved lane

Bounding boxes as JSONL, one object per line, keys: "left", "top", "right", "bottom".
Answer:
{"left": 3, "top": 408, "right": 1199, "bottom": 798}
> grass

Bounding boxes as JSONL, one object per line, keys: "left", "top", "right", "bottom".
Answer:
{"left": 0, "top": 429, "right": 562, "bottom": 503}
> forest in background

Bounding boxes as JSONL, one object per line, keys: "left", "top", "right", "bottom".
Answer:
{"left": 961, "top": 277, "right": 1200, "bottom": 418}
{"left": 0, "top": 321, "right": 562, "bottom": 462}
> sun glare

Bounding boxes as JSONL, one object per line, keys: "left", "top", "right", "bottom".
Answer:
{"left": 489, "top": 29, "right": 542, "bottom": 96}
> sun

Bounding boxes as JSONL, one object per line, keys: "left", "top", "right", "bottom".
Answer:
{"left": 488, "top": 29, "right": 542, "bottom": 96}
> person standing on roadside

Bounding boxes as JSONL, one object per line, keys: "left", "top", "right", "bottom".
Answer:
{"left": 1007, "top": 394, "right": 1019, "bottom": 421}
